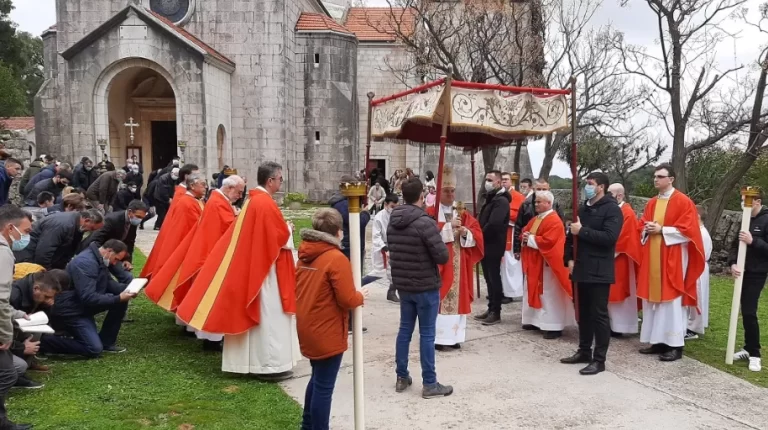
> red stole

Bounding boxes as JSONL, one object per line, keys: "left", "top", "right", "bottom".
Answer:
{"left": 521, "top": 211, "right": 572, "bottom": 309}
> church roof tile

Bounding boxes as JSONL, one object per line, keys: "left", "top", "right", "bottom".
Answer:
{"left": 344, "top": 7, "right": 416, "bottom": 42}
{"left": 147, "top": 10, "right": 235, "bottom": 68}
{"left": 296, "top": 12, "right": 353, "bottom": 35}
{"left": 0, "top": 117, "right": 35, "bottom": 131}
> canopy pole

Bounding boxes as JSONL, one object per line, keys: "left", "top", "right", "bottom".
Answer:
{"left": 364, "top": 92, "right": 375, "bottom": 203}
{"left": 471, "top": 150, "right": 480, "bottom": 298}
{"left": 433, "top": 71, "right": 452, "bottom": 213}
{"left": 569, "top": 76, "right": 580, "bottom": 322}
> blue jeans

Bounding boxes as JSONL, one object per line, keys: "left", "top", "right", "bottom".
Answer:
{"left": 395, "top": 289, "right": 439, "bottom": 386}
{"left": 41, "top": 302, "right": 128, "bottom": 358}
{"left": 301, "top": 353, "right": 344, "bottom": 430}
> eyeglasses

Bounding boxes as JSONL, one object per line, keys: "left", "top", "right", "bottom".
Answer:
{"left": 270, "top": 176, "right": 284, "bottom": 183}
{"left": 653, "top": 175, "right": 670, "bottom": 179}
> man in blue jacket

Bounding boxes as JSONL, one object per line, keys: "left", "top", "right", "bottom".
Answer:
{"left": 40, "top": 240, "right": 138, "bottom": 358}
{"left": 0, "top": 158, "right": 23, "bottom": 206}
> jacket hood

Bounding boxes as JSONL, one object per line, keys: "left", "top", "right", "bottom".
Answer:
{"left": 298, "top": 229, "right": 342, "bottom": 263}
{"left": 754, "top": 207, "right": 768, "bottom": 220}
{"left": 29, "top": 160, "right": 43, "bottom": 168}
{"left": 328, "top": 192, "right": 345, "bottom": 206}
{"left": 586, "top": 194, "right": 618, "bottom": 207}
{"left": 389, "top": 204, "right": 428, "bottom": 230}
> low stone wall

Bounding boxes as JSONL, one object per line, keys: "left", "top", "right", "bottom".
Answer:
{"left": 0, "top": 130, "right": 32, "bottom": 205}
{"left": 551, "top": 189, "right": 740, "bottom": 273}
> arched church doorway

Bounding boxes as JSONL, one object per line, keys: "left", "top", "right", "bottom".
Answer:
{"left": 106, "top": 66, "right": 177, "bottom": 183}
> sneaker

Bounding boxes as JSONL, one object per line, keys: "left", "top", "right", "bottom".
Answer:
{"left": 684, "top": 330, "right": 699, "bottom": 341}
{"left": 395, "top": 376, "right": 412, "bottom": 393}
{"left": 481, "top": 312, "right": 500, "bottom": 326}
{"left": 13, "top": 376, "right": 44, "bottom": 389}
{"left": 103, "top": 345, "right": 127, "bottom": 353}
{"left": 733, "top": 349, "right": 750, "bottom": 361}
{"left": 422, "top": 382, "right": 453, "bottom": 399}
{"left": 29, "top": 362, "right": 50, "bottom": 373}
{"left": 749, "top": 357, "right": 762, "bottom": 372}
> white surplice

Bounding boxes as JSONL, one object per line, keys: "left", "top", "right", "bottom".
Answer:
{"left": 434, "top": 204, "right": 476, "bottom": 346}
{"left": 608, "top": 202, "right": 639, "bottom": 334}
{"left": 501, "top": 219, "right": 524, "bottom": 299}
{"left": 366, "top": 209, "right": 392, "bottom": 283}
{"left": 222, "top": 211, "right": 301, "bottom": 374}
{"left": 688, "top": 225, "right": 712, "bottom": 334}
{"left": 521, "top": 210, "right": 576, "bottom": 331}
{"left": 639, "top": 189, "right": 690, "bottom": 348}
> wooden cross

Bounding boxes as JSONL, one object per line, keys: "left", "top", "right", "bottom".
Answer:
{"left": 124, "top": 117, "right": 139, "bottom": 144}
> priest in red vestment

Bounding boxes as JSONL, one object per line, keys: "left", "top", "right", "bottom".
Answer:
{"left": 501, "top": 172, "right": 526, "bottom": 301}
{"left": 607, "top": 183, "right": 642, "bottom": 335}
{"left": 176, "top": 161, "right": 300, "bottom": 378}
{"left": 637, "top": 164, "right": 705, "bottom": 362}
{"left": 140, "top": 171, "right": 204, "bottom": 279}
{"left": 426, "top": 167, "right": 484, "bottom": 350}
{"left": 521, "top": 191, "right": 575, "bottom": 339}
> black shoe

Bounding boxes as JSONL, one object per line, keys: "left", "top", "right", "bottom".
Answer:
{"left": 610, "top": 331, "right": 623, "bottom": 338}
{"left": 386, "top": 290, "right": 400, "bottom": 303}
{"left": 422, "top": 382, "right": 454, "bottom": 399}
{"left": 481, "top": 312, "right": 501, "bottom": 326}
{"left": 522, "top": 324, "right": 540, "bottom": 331}
{"left": 659, "top": 348, "right": 683, "bottom": 362}
{"left": 579, "top": 361, "right": 606, "bottom": 375}
{"left": 543, "top": 330, "right": 562, "bottom": 339}
{"left": 13, "top": 376, "right": 44, "bottom": 389}
{"left": 139, "top": 224, "right": 144, "bottom": 230}
{"left": 435, "top": 344, "right": 446, "bottom": 351}
{"left": 639, "top": 344, "right": 668, "bottom": 355}
{"left": 153, "top": 226, "right": 160, "bottom": 231}
{"left": 202, "top": 340, "right": 223, "bottom": 352}
{"left": 181, "top": 327, "right": 196, "bottom": 338}
{"left": 501, "top": 297, "right": 514, "bottom": 305}
{"left": 474, "top": 311, "right": 490, "bottom": 321}
{"left": 560, "top": 351, "right": 592, "bottom": 364}
{"left": 103, "top": 345, "right": 127, "bottom": 353}
{"left": 348, "top": 327, "right": 368, "bottom": 334}
{"left": 450, "top": 343, "right": 461, "bottom": 350}
{"left": 395, "top": 376, "right": 412, "bottom": 393}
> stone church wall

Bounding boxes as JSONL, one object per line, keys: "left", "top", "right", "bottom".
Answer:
{"left": 296, "top": 32, "right": 359, "bottom": 202}
{"left": 0, "top": 131, "right": 33, "bottom": 205}
{"left": 202, "top": 63, "right": 233, "bottom": 174}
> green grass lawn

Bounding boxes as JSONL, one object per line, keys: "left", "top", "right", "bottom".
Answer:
{"left": 685, "top": 275, "right": 768, "bottom": 388}
{"left": 9, "top": 250, "right": 302, "bottom": 430}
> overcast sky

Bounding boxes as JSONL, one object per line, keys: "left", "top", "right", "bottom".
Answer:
{"left": 10, "top": 0, "right": 765, "bottom": 178}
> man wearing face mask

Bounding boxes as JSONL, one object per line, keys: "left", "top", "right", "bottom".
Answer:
{"left": 86, "top": 169, "right": 127, "bottom": 213}
{"left": 125, "top": 164, "right": 143, "bottom": 191}
{"left": 561, "top": 172, "right": 623, "bottom": 375}
{"left": 15, "top": 209, "right": 104, "bottom": 271}
{"left": 112, "top": 181, "right": 140, "bottom": 212}
{"left": 362, "top": 193, "right": 400, "bottom": 303}
{"left": 148, "top": 175, "right": 244, "bottom": 350}
{"left": 41, "top": 240, "right": 137, "bottom": 358}
{"left": 80, "top": 200, "right": 148, "bottom": 277}
{"left": 513, "top": 178, "right": 565, "bottom": 261}
{"left": 0, "top": 205, "right": 34, "bottom": 429}
{"left": 24, "top": 170, "right": 73, "bottom": 207}
{"left": 73, "top": 157, "right": 99, "bottom": 190}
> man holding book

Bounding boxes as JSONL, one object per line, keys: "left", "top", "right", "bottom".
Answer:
{"left": 41, "top": 240, "right": 138, "bottom": 358}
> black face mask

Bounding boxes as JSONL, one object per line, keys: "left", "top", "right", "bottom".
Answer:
{"left": 57, "top": 181, "right": 67, "bottom": 189}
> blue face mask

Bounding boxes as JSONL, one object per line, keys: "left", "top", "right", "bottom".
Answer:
{"left": 584, "top": 184, "right": 597, "bottom": 200}
{"left": 10, "top": 225, "right": 30, "bottom": 251}
{"left": 129, "top": 216, "right": 142, "bottom": 226}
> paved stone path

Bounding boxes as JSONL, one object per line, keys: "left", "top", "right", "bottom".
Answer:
{"left": 136, "top": 216, "right": 768, "bottom": 430}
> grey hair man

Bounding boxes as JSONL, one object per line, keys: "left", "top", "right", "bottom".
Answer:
{"left": 220, "top": 175, "right": 246, "bottom": 204}
{"left": 186, "top": 173, "right": 208, "bottom": 200}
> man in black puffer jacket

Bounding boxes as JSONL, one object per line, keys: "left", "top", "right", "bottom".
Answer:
{"left": 475, "top": 170, "right": 511, "bottom": 325}
{"left": 387, "top": 177, "right": 453, "bottom": 399}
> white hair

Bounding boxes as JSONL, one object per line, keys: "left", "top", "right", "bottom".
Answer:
{"left": 608, "top": 183, "right": 625, "bottom": 195}
{"left": 536, "top": 190, "right": 555, "bottom": 204}
{"left": 221, "top": 175, "right": 245, "bottom": 188}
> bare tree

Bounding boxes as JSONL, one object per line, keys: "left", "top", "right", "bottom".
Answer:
{"left": 614, "top": 0, "right": 763, "bottom": 193}
{"left": 703, "top": 3, "right": 768, "bottom": 230}
{"left": 376, "top": 0, "right": 642, "bottom": 179}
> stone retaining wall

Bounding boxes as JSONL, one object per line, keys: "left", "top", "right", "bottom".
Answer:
{"left": 0, "top": 130, "right": 33, "bottom": 205}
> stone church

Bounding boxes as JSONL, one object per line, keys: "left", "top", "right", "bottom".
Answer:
{"left": 35, "top": 0, "right": 533, "bottom": 202}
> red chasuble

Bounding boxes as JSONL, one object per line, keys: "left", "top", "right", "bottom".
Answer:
{"left": 145, "top": 190, "right": 236, "bottom": 311}
{"left": 609, "top": 203, "right": 642, "bottom": 303}
{"left": 140, "top": 193, "right": 204, "bottom": 279}
{"left": 426, "top": 206, "right": 484, "bottom": 314}
{"left": 521, "top": 212, "right": 572, "bottom": 309}
{"left": 636, "top": 191, "right": 705, "bottom": 306}
{"left": 176, "top": 188, "right": 296, "bottom": 335}
{"left": 505, "top": 189, "right": 526, "bottom": 251}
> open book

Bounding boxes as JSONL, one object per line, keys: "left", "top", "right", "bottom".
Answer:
{"left": 125, "top": 278, "right": 148, "bottom": 295}
{"left": 15, "top": 311, "right": 54, "bottom": 334}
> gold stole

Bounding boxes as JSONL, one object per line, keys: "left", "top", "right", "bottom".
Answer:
{"left": 440, "top": 210, "right": 461, "bottom": 315}
{"left": 648, "top": 199, "right": 669, "bottom": 302}
{"left": 531, "top": 216, "right": 544, "bottom": 235}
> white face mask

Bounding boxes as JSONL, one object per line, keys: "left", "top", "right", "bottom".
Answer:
{"left": 484, "top": 181, "right": 495, "bottom": 192}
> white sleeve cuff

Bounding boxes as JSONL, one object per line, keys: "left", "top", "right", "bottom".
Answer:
{"left": 662, "top": 226, "right": 690, "bottom": 246}
{"left": 461, "top": 229, "right": 476, "bottom": 247}
{"left": 528, "top": 236, "right": 539, "bottom": 250}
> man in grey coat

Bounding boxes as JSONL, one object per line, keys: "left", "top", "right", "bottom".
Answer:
{"left": 0, "top": 205, "right": 34, "bottom": 429}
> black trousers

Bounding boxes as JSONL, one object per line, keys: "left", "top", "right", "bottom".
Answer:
{"left": 155, "top": 201, "right": 170, "bottom": 228}
{"left": 576, "top": 283, "right": 611, "bottom": 362}
{"left": 482, "top": 253, "right": 504, "bottom": 313}
{"left": 0, "top": 350, "right": 17, "bottom": 427}
{"left": 742, "top": 272, "right": 767, "bottom": 358}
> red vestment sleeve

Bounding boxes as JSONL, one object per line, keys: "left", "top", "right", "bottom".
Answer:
{"left": 140, "top": 194, "right": 203, "bottom": 279}
{"left": 610, "top": 203, "right": 642, "bottom": 303}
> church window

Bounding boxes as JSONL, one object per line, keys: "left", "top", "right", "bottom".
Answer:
{"left": 315, "top": 131, "right": 321, "bottom": 144}
{"left": 150, "top": 0, "right": 192, "bottom": 24}
{"left": 314, "top": 53, "right": 320, "bottom": 68}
